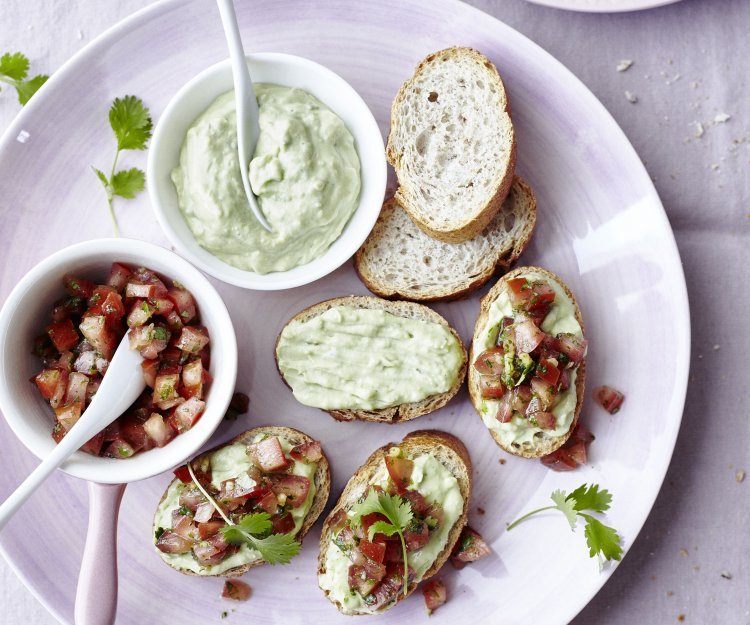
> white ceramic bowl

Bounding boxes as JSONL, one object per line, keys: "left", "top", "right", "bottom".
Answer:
{"left": 148, "top": 53, "right": 387, "bottom": 290}
{"left": 0, "top": 238, "right": 238, "bottom": 484}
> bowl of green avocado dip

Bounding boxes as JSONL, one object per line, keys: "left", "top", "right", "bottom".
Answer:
{"left": 148, "top": 53, "right": 387, "bottom": 290}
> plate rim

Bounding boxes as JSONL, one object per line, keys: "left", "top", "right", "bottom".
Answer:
{"left": 0, "top": 0, "right": 691, "bottom": 623}
{"left": 522, "top": 0, "right": 683, "bottom": 13}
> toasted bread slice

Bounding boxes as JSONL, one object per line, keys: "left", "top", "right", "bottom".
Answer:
{"left": 468, "top": 267, "right": 586, "bottom": 458}
{"left": 386, "top": 47, "right": 516, "bottom": 243}
{"left": 275, "top": 296, "right": 467, "bottom": 423}
{"left": 355, "top": 176, "right": 536, "bottom": 302}
{"left": 317, "top": 430, "right": 471, "bottom": 615}
{"left": 153, "top": 425, "right": 331, "bottom": 577}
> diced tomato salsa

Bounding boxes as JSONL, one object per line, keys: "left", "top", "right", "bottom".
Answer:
{"left": 30, "top": 262, "right": 211, "bottom": 459}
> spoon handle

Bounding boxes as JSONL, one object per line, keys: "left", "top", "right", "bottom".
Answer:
{"left": 74, "top": 482, "right": 126, "bottom": 625}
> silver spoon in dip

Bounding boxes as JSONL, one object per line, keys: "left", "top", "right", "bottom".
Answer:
{"left": 0, "top": 338, "right": 144, "bottom": 531}
{"left": 215, "top": 0, "right": 273, "bottom": 232}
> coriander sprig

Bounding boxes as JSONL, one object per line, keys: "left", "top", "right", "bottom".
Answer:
{"left": 0, "top": 52, "right": 48, "bottom": 105}
{"left": 351, "top": 490, "right": 413, "bottom": 595}
{"left": 507, "top": 483, "right": 623, "bottom": 570}
{"left": 92, "top": 95, "right": 152, "bottom": 236}
{"left": 185, "top": 463, "right": 301, "bottom": 565}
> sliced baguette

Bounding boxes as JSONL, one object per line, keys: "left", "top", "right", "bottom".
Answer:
{"left": 468, "top": 267, "right": 586, "bottom": 458}
{"left": 152, "top": 425, "right": 331, "bottom": 577}
{"left": 386, "top": 46, "right": 516, "bottom": 243}
{"left": 317, "top": 429, "right": 471, "bottom": 615}
{"left": 354, "top": 176, "right": 536, "bottom": 302}
{"left": 275, "top": 296, "right": 467, "bottom": 423}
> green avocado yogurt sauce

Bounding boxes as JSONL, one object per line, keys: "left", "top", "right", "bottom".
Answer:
{"left": 478, "top": 271, "right": 582, "bottom": 447}
{"left": 276, "top": 306, "right": 464, "bottom": 410}
{"left": 172, "top": 84, "right": 361, "bottom": 274}
{"left": 153, "top": 435, "right": 317, "bottom": 575}
{"left": 318, "top": 453, "right": 463, "bottom": 614}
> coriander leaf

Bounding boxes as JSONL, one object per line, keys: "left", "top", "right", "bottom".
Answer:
{"left": 111, "top": 167, "right": 145, "bottom": 199}
{"left": 15, "top": 73, "right": 48, "bottom": 105}
{"left": 580, "top": 514, "right": 623, "bottom": 564}
{"left": 367, "top": 520, "right": 399, "bottom": 541}
{"left": 248, "top": 533, "right": 302, "bottom": 564}
{"left": 109, "top": 95, "right": 153, "bottom": 151}
{"left": 221, "top": 512, "right": 301, "bottom": 565}
{"left": 0, "top": 52, "right": 29, "bottom": 81}
{"left": 567, "top": 484, "right": 612, "bottom": 514}
{"left": 551, "top": 489, "right": 577, "bottom": 530}
{"left": 92, "top": 167, "right": 109, "bottom": 188}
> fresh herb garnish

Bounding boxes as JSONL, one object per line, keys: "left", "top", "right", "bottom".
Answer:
{"left": 185, "top": 463, "right": 300, "bottom": 565}
{"left": 0, "top": 52, "right": 48, "bottom": 105}
{"left": 351, "top": 489, "right": 413, "bottom": 596}
{"left": 92, "top": 95, "right": 153, "bottom": 236}
{"left": 507, "top": 484, "right": 623, "bottom": 570}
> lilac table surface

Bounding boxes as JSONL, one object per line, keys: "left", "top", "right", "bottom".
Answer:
{"left": 0, "top": 0, "right": 747, "bottom": 624}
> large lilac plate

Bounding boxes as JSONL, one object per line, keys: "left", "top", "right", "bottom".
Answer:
{"left": 0, "top": 0, "right": 689, "bottom": 624}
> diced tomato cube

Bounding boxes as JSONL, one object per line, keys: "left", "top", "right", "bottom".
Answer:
{"left": 49, "top": 369, "right": 70, "bottom": 409}
{"left": 270, "top": 512, "right": 295, "bottom": 535}
{"left": 175, "top": 326, "right": 209, "bottom": 354}
{"left": 153, "top": 372, "right": 180, "bottom": 406}
{"left": 167, "top": 288, "right": 197, "bottom": 324}
{"left": 535, "top": 358, "right": 561, "bottom": 386}
{"left": 249, "top": 436, "right": 288, "bottom": 472}
{"left": 173, "top": 465, "right": 192, "bottom": 483}
{"left": 269, "top": 474, "right": 310, "bottom": 508}
{"left": 51, "top": 423, "right": 65, "bottom": 443}
{"left": 133, "top": 267, "right": 169, "bottom": 297}
{"left": 423, "top": 579, "right": 447, "bottom": 613}
{"left": 222, "top": 580, "right": 251, "bottom": 602}
{"left": 143, "top": 413, "right": 175, "bottom": 447}
{"left": 141, "top": 359, "right": 159, "bottom": 387}
{"left": 55, "top": 403, "right": 81, "bottom": 431}
{"left": 79, "top": 315, "right": 117, "bottom": 359}
{"left": 106, "top": 262, "right": 133, "bottom": 292}
{"left": 81, "top": 432, "right": 105, "bottom": 456}
{"left": 473, "top": 347, "right": 505, "bottom": 376}
{"left": 198, "top": 520, "right": 224, "bottom": 540}
{"left": 555, "top": 333, "right": 588, "bottom": 366}
{"left": 125, "top": 281, "right": 157, "bottom": 299}
{"left": 479, "top": 375, "right": 505, "bottom": 399}
{"left": 65, "top": 372, "right": 89, "bottom": 409}
{"left": 127, "top": 299, "right": 153, "bottom": 327}
{"left": 150, "top": 297, "right": 174, "bottom": 315}
{"left": 594, "top": 385, "right": 625, "bottom": 414}
{"left": 155, "top": 530, "right": 193, "bottom": 554}
{"left": 104, "top": 439, "right": 136, "bottom": 459}
{"left": 385, "top": 456, "right": 414, "bottom": 493}
{"left": 165, "top": 310, "right": 184, "bottom": 332}
{"left": 359, "top": 539, "right": 386, "bottom": 563}
{"left": 450, "top": 527, "right": 492, "bottom": 567}
{"left": 33, "top": 368, "right": 62, "bottom": 399}
{"left": 63, "top": 275, "right": 95, "bottom": 298}
{"left": 169, "top": 396, "right": 205, "bottom": 433}
{"left": 47, "top": 319, "right": 79, "bottom": 352}
{"left": 100, "top": 291, "right": 125, "bottom": 323}
{"left": 289, "top": 440, "right": 322, "bottom": 463}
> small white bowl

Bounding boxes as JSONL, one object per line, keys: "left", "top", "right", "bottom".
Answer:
{"left": 0, "top": 238, "right": 238, "bottom": 484}
{"left": 148, "top": 53, "right": 387, "bottom": 290}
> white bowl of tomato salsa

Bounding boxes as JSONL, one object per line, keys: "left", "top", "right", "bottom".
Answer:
{"left": 0, "top": 238, "right": 238, "bottom": 484}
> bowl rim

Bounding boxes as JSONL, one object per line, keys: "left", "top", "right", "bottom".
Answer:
{"left": 147, "top": 52, "right": 387, "bottom": 290}
{"left": 0, "top": 238, "right": 238, "bottom": 484}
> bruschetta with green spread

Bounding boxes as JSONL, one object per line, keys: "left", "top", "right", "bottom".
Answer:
{"left": 153, "top": 426, "right": 330, "bottom": 576}
{"left": 468, "top": 266, "right": 587, "bottom": 458}
{"left": 317, "top": 430, "right": 471, "bottom": 614}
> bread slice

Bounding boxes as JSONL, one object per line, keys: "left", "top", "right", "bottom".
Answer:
{"left": 152, "top": 425, "right": 331, "bottom": 577}
{"left": 468, "top": 267, "right": 586, "bottom": 458}
{"left": 354, "top": 176, "right": 536, "bottom": 302}
{"left": 317, "top": 430, "right": 471, "bottom": 615}
{"left": 386, "top": 47, "right": 516, "bottom": 243}
{"left": 275, "top": 296, "right": 467, "bottom": 423}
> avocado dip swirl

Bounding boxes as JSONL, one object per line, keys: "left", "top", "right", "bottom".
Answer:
{"left": 172, "top": 84, "right": 361, "bottom": 274}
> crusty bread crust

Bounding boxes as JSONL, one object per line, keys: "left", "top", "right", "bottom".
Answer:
{"left": 275, "top": 296, "right": 468, "bottom": 423}
{"left": 153, "top": 425, "right": 331, "bottom": 577}
{"left": 468, "top": 267, "right": 587, "bottom": 458}
{"left": 317, "top": 430, "right": 471, "bottom": 614}
{"left": 354, "top": 176, "right": 537, "bottom": 302}
{"left": 386, "top": 47, "right": 517, "bottom": 243}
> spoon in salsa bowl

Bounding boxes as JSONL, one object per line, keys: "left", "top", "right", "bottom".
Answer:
{"left": 215, "top": 0, "right": 272, "bottom": 231}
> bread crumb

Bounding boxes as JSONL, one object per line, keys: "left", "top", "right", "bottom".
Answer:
{"left": 690, "top": 80, "right": 700, "bottom": 89}
{"left": 713, "top": 344, "right": 720, "bottom": 350}
{"left": 736, "top": 469, "right": 746, "bottom": 483}
{"left": 616, "top": 59, "right": 633, "bottom": 72}
{"left": 650, "top": 574, "right": 657, "bottom": 581}
{"left": 667, "top": 58, "right": 673, "bottom": 65}
{"left": 714, "top": 113, "right": 731, "bottom": 123}
{"left": 710, "top": 164, "right": 719, "bottom": 171}
{"left": 667, "top": 591, "right": 674, "bottom": 597}
{"left": 477, "top": 507, "right": 486, "bottom": 515}
{"left": 692, "top": 564, "right": 700, "bottom": 572}
{"left": 498, "top": 458, "right": 506, "bottom": 465}
{"left": 625, "top": 91, "right": 638, "bottom": 104}
{"left": 76, "top": 29, "right": 84, "bottom": 40}
{"left": 721, "top": 570, "right": 732, "bottom": 579}
{"left": 692, "top": 122, "right": 704, "bottom": 138}
{"left": 680, "top": 548, "right": 689, "bottom": 557}
{"left": 677, "top": 615, "right": 685, "bottom": 622}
